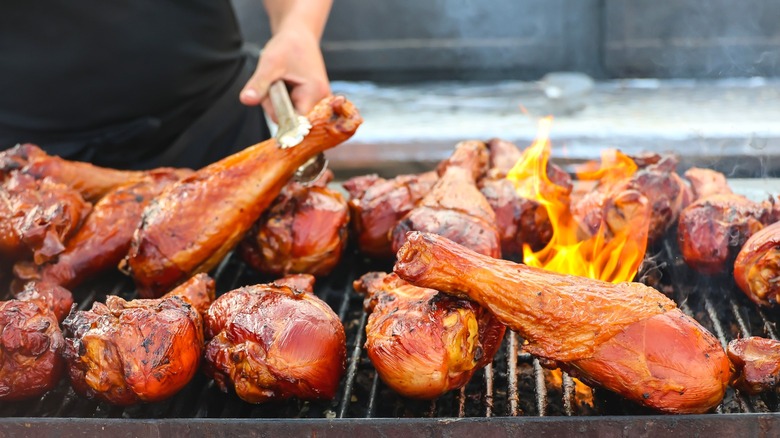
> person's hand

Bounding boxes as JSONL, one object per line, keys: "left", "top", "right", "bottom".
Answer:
{"left": 239, "top": 28, "right": 331, "bottom": 121}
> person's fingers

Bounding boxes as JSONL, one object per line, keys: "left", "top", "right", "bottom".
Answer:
{"left": 290, "top": 80, "right": 331, "bottom": 115}
{"left": 240, "top": 50, "right": 285, "bottom": 106}
{"left": 260, "top": 97, "right": 277, "bottom": 124}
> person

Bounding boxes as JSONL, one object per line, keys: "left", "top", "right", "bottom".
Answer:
{"left": 0, "top": 0, "right": 333, "bottom": 170}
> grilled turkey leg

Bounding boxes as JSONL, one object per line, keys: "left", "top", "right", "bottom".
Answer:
{"left": 390, "top": 140, "right": 501, "bottom": 258}
{"left": 125, "top": 96, "right": 362, "bottom": 297}
{"left": 734, "top": 220, "right": 780, "bottom": 307}
{"left": 0, "top": 143, "right": 172, "bottom": 202}
{"left": 0, "top": 281, "right": 73, "bottom": 401}
{"left": 354, "top": 272, "right": 505, "bottom": 399}
{"left": 203, "top": 275, "right": 346, "bottom": 403}
{"left": 728, "top": 336, "right": 780, "bottom": 394}
{"left": 394, "top": 232, "right": 730, "bottom": 414}
{"left": 13, "top": 170, "right": 185, "bottom": 290}
{"left": 62, "top": 275, "right": 212, "bottom": 405}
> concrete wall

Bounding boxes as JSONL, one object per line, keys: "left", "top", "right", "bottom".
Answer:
{"left": 232, "top": 0, "right": 780, "bottom": 81}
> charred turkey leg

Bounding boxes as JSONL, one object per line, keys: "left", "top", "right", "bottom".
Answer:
{"left": 390, "top": 140, "right": 501, "bottom": 258}
{"left": 734, "top": 220, "right": 780, "bottom": 307}
{"left": 343, "top": 171, "right": 438, "bottom": 259}
{"left": 203, "top": 275, "right": 346, "bottom": 403}
{"left": 394, "top": 232, "right": 730, "bottom": 414}
{"left": 13, "top": 171, "right": 184, "bottom": 289}
{"left": 0, "top": 172, "right": 91, "bottom": 264}
{"left": 678, "top": 193, "right": 772, "bottom": 275}
{"left": 0, "top": 143, "right": 187, "bottom": 202}
{"left": 354, "top": 272, "right": 505, "bottom": 399}
{"left": 0, "top": 281, "right": 73, "bottom": 401}
{"left": 239, "top": 170, "right": 350, "bottom": 277}
{"left": 125, "top": 96, "right": 362, "bottom": 298}
{"left": 728, "top": 336, "right": 780, "bottom": 394}
{"left": 62, "top": 275, "right": 212, "bottom": 405}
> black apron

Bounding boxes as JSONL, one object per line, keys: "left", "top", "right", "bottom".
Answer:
{"left": 34, "top": 51, "right": 269, "bottom": 170}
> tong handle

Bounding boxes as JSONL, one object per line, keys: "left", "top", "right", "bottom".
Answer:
{"left": 268, "top": 80, "right": 311, "bottom": 149}
{"left": 268, "top": 80, "right": 297, "bottom": 127}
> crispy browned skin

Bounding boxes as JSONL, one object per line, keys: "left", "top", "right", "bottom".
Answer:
{"left": 485, "top": 138, "right": 523, "bottom": 178}
{"left": 203, "top": 275, "right": 346, "bottom": 403}
{"left": 0, "top": 143, "right": 192, "bottom": 202}
{"left": 15, "top": 280, "right": 74, "bottom": 323}
{"left": 240, "top": 170, "right": 350, "bottom": 277}
{"left": 728, "top": 337, "right": 780, "bottom": 394}
{"left": 354, "top": 272, "right": 505, "bottom": 399}
{"left": 0, "top": 281, "right": 72, "bottom": 401}
{"left": 164, "top": 273, "right": 215, "bottom": 316}
{"left": 480, "top": 178, "right": 552, "bottom": 257}
{"left": 678, "top": 193, "right": 773, "bottom": 274}
{"left": 391, "top": 140, "right": 501, "bottom": 258}
{"left": 13, "top": 171, "right": 183, "bottom": 290}
{"left": 272, "top": 273, "right": 317, "bottom": 292}
{"left": 394, "top": 232, "right": 730, "bottom": 414}
{"left": 62, "top": 278, "right": 206, "bottom": 406}
{"left": 125, "top": 96, "right": 362, "bottom": 298}
{"left": 343, "top": 171, "right": 438, "bottom": 259}
{"left": 0, "top": 172, "right": 91, "bottom": 264}
{"left": 573, "top": 155, "right": 690, "bottom": 244}
{"left": 733, "top": 221, "right": 780, "bottom": 307}
{"left": 685, "top": 167, "right": 732, "bottom": 200}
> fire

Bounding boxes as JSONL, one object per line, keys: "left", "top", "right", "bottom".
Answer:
{"left": 507, "top": 117, "right": 651, "bottom": 409}
{"left": 547, "top": 368, "right": 595, "bottom": 409}
{"left": 505, "top": 116, "right": 649, "bottom": 283}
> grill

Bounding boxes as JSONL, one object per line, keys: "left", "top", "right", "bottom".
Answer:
{"left": 3, "top": 183, "right": 780, "bottom": 435}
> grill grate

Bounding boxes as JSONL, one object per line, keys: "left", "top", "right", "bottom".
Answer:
{"left": 3, "top": 235, "right": 780, "bottom": 420}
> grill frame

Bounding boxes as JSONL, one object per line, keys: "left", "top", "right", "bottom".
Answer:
{"left": 2, "top": 182, "right": 780, "bottom": 433}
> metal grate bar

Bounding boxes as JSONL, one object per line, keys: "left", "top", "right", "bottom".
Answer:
{"left": 483, "top": 363, "right": 495, "bottom": 417}
{"left": 730, "top": 299, "right": 752, "bottom": 338}
{"left": 533, "top": 358, "right": 547, "bottom": 416}
{"left": 703, "top": 296, "right": 729, "bottom": 350}
{"left": 757, "top": 308, "right": 780, "bottom": 340}
{"left": 701, "top": 295, "right": 753, "bottom": 413}
{"left": 11, "top": 228, "right": 780, "bottom": 420}
{"left": 338, "top": 312, "right": 368, "bottom": 418}
{"left": 506, "top": 331, "right": 520, "bottom": 416}
{"left": 211, "top": 251, "right": 234, "bottom": 281}
{"left": 562, "top": 373, "right": 575, "bottom": 416}
{"left": 458, "top": 387, "right": 467, "bottom": 418}
{"left": 365, "top": 373, "right": 380, "bottom": 418}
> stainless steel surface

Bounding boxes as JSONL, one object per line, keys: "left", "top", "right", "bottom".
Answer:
{"left": 294, "top": 153, "right": 330, "bottom": 184}
{"left": 325, "top": 79, "right": 780, "bottom": 179}
{"left": 268, "top": 81, "right": 311, "bottom": 149}
{"left": 268, "top": 80, "right": 326, "bottom": 184}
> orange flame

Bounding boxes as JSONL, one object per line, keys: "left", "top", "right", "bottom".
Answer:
{"left": 547, "top": 369, "right": 594, "bottom": 409}
{"left": 505, "top": 117, "right": 649, "bottom": 283}
{"left": 575, "top": 149, "right": 638, "bottom": 184}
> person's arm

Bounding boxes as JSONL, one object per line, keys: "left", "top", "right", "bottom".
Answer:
{"left": 239, "top": 0, "right": 333, "bottom": 120}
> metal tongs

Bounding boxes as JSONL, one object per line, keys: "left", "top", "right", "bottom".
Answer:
{"left": 268, "top": 80, "right": 328, "bottom": 184}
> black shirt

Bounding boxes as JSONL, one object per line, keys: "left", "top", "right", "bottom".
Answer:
{"left": 0, "top": 0, "right": 245, "bottom": 163}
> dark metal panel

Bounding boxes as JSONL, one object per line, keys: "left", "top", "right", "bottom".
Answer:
{"left": 604, "top": 0, "right": 780, "bottom": 78}
{"left": 232, "top": 0, "right": 603, "bottom": 81}
{"left": 2, "top": 415, "right": 779, "bottom": 438}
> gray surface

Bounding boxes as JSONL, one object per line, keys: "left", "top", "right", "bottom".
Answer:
{"left": 605, "top": 0, "right": 780, "bottom": 78}
{"left": 2, "top": 415, "right": 780, "bottom": 438}
{"left": 232, "top": 0, "right": 780, "bottom": 81}
{"left": 231, "top": 0, "right": 603, "bottom": 81}
{"left": 323, "top": 78, "right": 780, "bottom": 178}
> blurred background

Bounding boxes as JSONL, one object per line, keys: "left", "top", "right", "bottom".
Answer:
{"left": 233, "top": 0, "right": 780, "bottom": 177}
